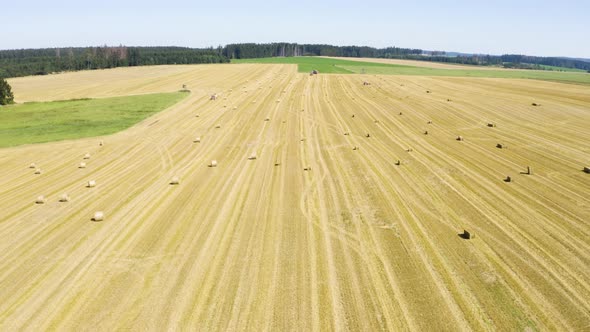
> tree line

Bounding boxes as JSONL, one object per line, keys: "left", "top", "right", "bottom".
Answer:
{"left": 1, "top": 43, "right": 589, "bottom": 78}
{"left": 223, "top": 43, "right": 422, "bottom": 59}
{"left": 0, "top": 46, "right": 228, "bottom": 78}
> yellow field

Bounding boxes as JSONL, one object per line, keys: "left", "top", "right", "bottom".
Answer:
{"left": 322, "top": 56, "right": 510, "bottom": 70}
{"left": 2, "top": 64, "right": 590, "bottom": 330}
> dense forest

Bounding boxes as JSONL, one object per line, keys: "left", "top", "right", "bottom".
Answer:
{"left": 222, "top": 43, "right": 422, "bottom": 59}
{"left": 1, "top": 43, "right": 589, "bottom": 78}
{"left": 0, "top": 46, "right": 228, "bottom": 78}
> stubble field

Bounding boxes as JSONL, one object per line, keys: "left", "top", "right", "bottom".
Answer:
{"left": 1, "top": 63, "right": 589, "bottom": 330}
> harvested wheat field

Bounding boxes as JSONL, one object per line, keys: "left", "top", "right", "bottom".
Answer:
{"left": 1, "top": 63, "right": 590, "bottom": 331}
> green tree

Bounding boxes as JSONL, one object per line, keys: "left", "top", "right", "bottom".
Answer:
{"left": 0, "top": 77, "right": 14, "bottom": 105}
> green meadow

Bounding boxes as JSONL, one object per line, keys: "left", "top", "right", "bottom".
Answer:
{"left": 0, "top": 92, "right": 188, "bottom": 148}
{"left": 233, "top": 57, "right": 590, "bottom": 85}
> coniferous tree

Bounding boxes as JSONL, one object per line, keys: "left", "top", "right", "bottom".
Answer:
{"left": 0, "top": 77, "right": 15, "bottom": 105}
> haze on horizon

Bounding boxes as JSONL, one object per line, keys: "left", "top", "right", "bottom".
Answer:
{"left": 4, "top": 0, "right": 590, "bottom": 58}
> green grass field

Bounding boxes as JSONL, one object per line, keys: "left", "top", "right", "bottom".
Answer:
{"left": 233, "top": 57, "right": 590, "bottom": 85}
{"left": 0, "top": 92, "right": 187, "bottom": 148}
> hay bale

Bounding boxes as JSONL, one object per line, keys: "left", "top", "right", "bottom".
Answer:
{"left": 35, "top": 195, "right": 46, "bottom": 204}
{"left": 395, "top": 160, "right": 401, "bottom": 165}
{"left": 504, "top": 176, "right": 512, "bottom": 182}
{"left": 427, "top": 120, "right": 432, "bottom": 124}
{"left": 531, "top": 102, "right": 540, "bottom": 106}
{"left": 399, "top": 112, "right": 403, "bottom": 115}
{"left": 92, "top": 211, "right": 104, "bottom": 221}
{"left": 87, "top": 180, "right": 96, "bottom": 188}
{"left": 29, "top": 163, "right": 36, "bottom": 169}
{"left": 366, "top": 133, "right": 371, "bottom": 138}
{"left": 248, "top": 152, "right": 257, "bottom": 160}
{"left": 79, "top": 162, "right": 87, "bottom": 169}
{"left": 209, "top": 160, "right": 218, "bottom": 167}
{"left": 170, "top": 176, "right": 180, "bottom": 185}
{"left": 456, "top": 136, "right": 463, "bottom": 141}
{"left": 352, "top": 114, "right": 355, "bottom": 118}
{"left": 264, "top": 117, "right": 270, "bottom": 121}
{"left": 304, "top": 166, "right": 312, "bottom": 171}
{"left": 487, "top": 123, "right": 496, "bottom": 128}
{"left": 583, "top": 167, "right": 590, "bottom": 174}
{"left": 99, "top": 141, "right": 104, "bottom": 146}
{"left": 215, "top": 125, "right": 221, "bottom": 129}
{"left": 210, "top": 94, "right": 217, "bottom": 101}
{"left": 193, "top": 136, "right": 201, "bottom": 143}
{"left": 59, "top": 194, "right": 70, "bottom": 202}
{"left": 34, "top": 168, "right": 42, "bottom": 174}
{"left": 353, "top": 146, "right": 359, "bottom": 150}
{"left": 84, "top": 153, "right": 91, "bottom": 159}
{"left": 195, "top": 114, "right": 200, "bottom": 117}
{"left": 424, "top": 130, "right": 428, "bottom": 135}
{"left": 496, "top": 143, "right": 503, "bottom": 149}
{"left": 461, "top": 230, "right": 474, "bottom": 239}
{"left": 426, "top": 90, "right": 431, "bottom": 93}
{"left": 344, "top": 132, "right": 350, "bottom": 136}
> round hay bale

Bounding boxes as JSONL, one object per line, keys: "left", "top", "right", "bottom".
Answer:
{"left": 209, "top": 160, "right": 218, "bottom": 167}
{"left": 35, "top": 195, "right": 46, "bottom": 204}
{"left": 34, "top": 168, "right": 42, "bottom": 174}
{"left": 194, "top": 137, "right": 201, "bottom": 143}
{"left": 29, "top": 163, "right": 36, "bottom": 169}
{"left": 456, "top": 136, "right": 463, "bottom": 141}
{"left": 170, "top": 176, "right": 180, "bottom": 185}
{"left": 264, "top": 118, "right": 270, "bottom": 121}
{"left": 79, "top": 162, "right": 87, "bottom": 168}
{"left": 215, "top": 125, "right": 221, "bottom": 129}
{"left": 87, "top": 180, "right": 96, "bottom": 188}
{"left": 195, "top": 114, "right": 200, "bottom": 117}
{"left": 92, "top": 211, "right": 104, "bottom": 221}
{"left": 59, "top": 193, "right": 70, "bottom": 202}
{"left": 84, "top": 153, "right": 91, "bottom": 159}
{"left": 99, "top": 141, "right": 104, "bottom": 146}
{"left": 248, "top": 152, "right": 257, "bottom": 160}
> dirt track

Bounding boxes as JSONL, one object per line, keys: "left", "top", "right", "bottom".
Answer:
{"left": 2, "top": 64, "right": 590, "bottom": 330}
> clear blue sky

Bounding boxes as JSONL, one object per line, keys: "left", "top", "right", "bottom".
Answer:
{"left": 4, "top": 0, "right": 589, "bottom": 58}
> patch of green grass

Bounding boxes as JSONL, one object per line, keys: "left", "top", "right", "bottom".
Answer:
{"left": 537, "top": 64, "right": 586, "bottom": 72}
{"left": 232, "top": 57, "right": 590, "bottom": 85}
{"left": 0, "top": 92, "right": 188, "bottom": 148}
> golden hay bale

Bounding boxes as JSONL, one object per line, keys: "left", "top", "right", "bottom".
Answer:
{"left": 209, "top": 160, "right": 218, "bottom": 167}
{"left": 456, "top": 136, "right": 463, "bottom": 141}
{"left": 496, "top": 143, "right": 504, "bottom": 149}
{"left": 59, "top": 194, "right": 70, "bottom": 202}
{"left": 248, "top": 152, "right": 257, "bottom": 160}
{"left": 170, "top": 176, "right": 180, "bottom": 185}
{"left": 79, "top": 162, "right": 87, "bottom": 168}
{"left": 344, "top": 132, "right": 350, "bottom": 136}
{"left": 304, "top": 166, "right": 312, "bottom": 171}
{"left": 87, "top": 180, "right": 96, "bottom": 188}
{"left": 34, "top": 168, "right": 42, "bottom": 174}
{"left": 487, "top": 123, "right": 496, "bottom": 128}
{"left": 194, "top": 137, "right": 201, "bottom": 143}
{"left": 84, "top": 153, "right": 91, "bottom": 159}
{"left": 29, "top": 163, "right": 36, "bottom": 169}
{"left": 215, "top": 125, "right": 221, "bottom": 129}
{"left": 99, "top": 141, "right": 104, "bottom": 146}
{"left": 584, "top": 167, "right": 590, "bottom": 174}
{"left": 195, "top": 114, "right": 200, "bottom": 117}
{"left": 395, "top": 160, "right": 401, "bottom": 165}
{"left": 35, "top": 195, "right": 46, "bottom": 204}
{"left": 353, "top": 146, "right": 359, "bottom": 150}
{"left": 265, "top": 118, "right": 270, "bottom": 121}
{"left": 92, "top": 211, "right": 104, "bottom": 221}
